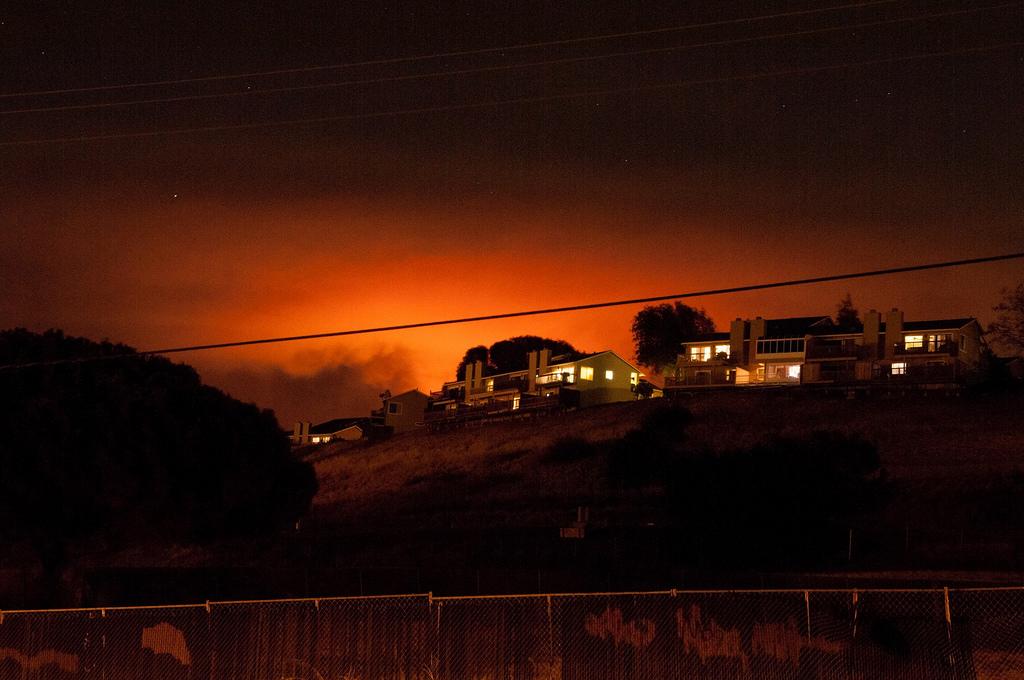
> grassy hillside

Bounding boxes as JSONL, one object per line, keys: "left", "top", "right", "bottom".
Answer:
{"left": 311, "top": 390, "right": 1024, "bottom": 530}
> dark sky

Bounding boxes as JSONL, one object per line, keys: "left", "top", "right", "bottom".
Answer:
{"left": 2, "top": 1, "right": 1021, "bottom": 424}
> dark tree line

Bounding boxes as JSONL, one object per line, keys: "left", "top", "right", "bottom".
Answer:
{"left": 455, "top": 335, "right": 580, "bottom": 379}
{"left": 0, "top": 329, "right": 317, "bottom": 603}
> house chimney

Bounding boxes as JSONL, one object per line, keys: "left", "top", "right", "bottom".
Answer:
{"left": 527, "top": 350, "right": 538, "bottom": 393}
{"left": 464, "top": 361, "right": 475, "bottom": 398}
{"left": 884, "top": 308, "right": 904, "bottom": 359}
{"left": 729, "top": 318, "right": 747, "bottom": 365}
{"left": 863, "top": 309, "right": 880, "bottom": 359}
{"left": 749, "top": 317, "right": 766, "bottom": 359}
{"left": 292, "top": 421, "right": 310, "bottom": 445}
{"left": 539, "top": 348, "right": 551, "bottom": 373}
{"left": 473, "top": 359, "right": 484, "bottom": 391}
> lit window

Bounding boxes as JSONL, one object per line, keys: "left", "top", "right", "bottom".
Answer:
{"left": 630, "top": 372, "right": 639, "bottom": 385}
{"left": 714, "top": 344, "right": 730, "bottom": 358}
{"left": 580, "top": 366, "right": 594, "bottom": 380}
{"left": 512, "top": 395, "right": 521, "bottom": 410}
{"left": 605, "top": 370, "right": 614, "bottom": 381}
{"left": 787, "top": 365, "right": 801, "bottom": 379}
{"left": 892, "top": 362, "right": 907, "bottom": 375}
{"left": 311, "top": 436, "right": 321, "bottom": 444}
{"left": 904, "top": 335, "right": 923, "bottom": 350}
{"left": 756, "top": 338, "right": 805, "bottom": 354}
{"left": 486, "top": 379, "right": 494, "bottom": 392}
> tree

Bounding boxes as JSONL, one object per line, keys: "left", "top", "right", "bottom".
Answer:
{"left": 835, "top": 293, "right": 860, "bottom": 328}
{"left": 454, "top": 336, "right": 579, "bottom": 378}
{"left": 631, "top": 302, "right": 715, "bottom": 372}
{"left": 988, "top": 283, "right": 1024, "bottom": 356}
{"left": 455, "top": 345, "right": 489, "bottom": 380}
{"left": 0, "top": 329, "right": 317, "bottom": 604}
{"left": 488, "top": 336, "right": 577, "bottom": 373}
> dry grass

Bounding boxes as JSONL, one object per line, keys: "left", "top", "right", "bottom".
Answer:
{"left": 311, "top": 392, "right": 1024, "bottom": 527}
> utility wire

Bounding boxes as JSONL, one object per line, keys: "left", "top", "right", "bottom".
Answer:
{"left": 0, "top": 0, "right": 905, "bottom": 99}
{"left": 2, "top": 40, "right": 1019, "bottom": 148}
{"left": 3, "top": 2, "right": 1014, "bottom": 116}
{"left": 1, "top": 251, "right": 1021, "bottom": 370}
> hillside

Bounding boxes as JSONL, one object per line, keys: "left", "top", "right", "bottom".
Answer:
{"left": 311, "top": 390, "right": 1024, "bottom": 530}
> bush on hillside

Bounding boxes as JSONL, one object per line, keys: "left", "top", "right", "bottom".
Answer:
{"left": 542, "top": 436, "right": 600, "bottom": 465}
{"left": 0, "top": 329, "right": 317, "bottom": 572}
{"left": 665, "top": 431, "right": 887, "bottom": 564}
{"left": 607, "top": 406, "right": 692, "bottom": 487}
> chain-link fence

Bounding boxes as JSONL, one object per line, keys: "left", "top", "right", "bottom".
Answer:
{"left": 2, "top": 587, "right": 1023, "bottom": 679}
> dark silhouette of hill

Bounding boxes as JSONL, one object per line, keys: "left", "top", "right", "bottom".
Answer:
{"left": 0, "top": 328, "right": 317, "bottom": 605}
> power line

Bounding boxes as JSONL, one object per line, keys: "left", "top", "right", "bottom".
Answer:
{"left": 0, "top": 0, "right": 905, "bottom": 100}
{"left": 1, "top": 251, "right": 1020, "bottom": 371}
{"left": 2, "top": 40, "right": 1019, "bottom": 148}
{"left": 3, "top": 2, "right": 1014, "bottom": 117}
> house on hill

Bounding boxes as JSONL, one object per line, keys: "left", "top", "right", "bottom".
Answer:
{"left": 426, "top": 349, "right": 643, "bottom": 425}
{"left": 667, "top": 308, "right": 984, "bottom": 391}
{"left": 292, "top": 417, "right": 368, "bottom": 446}
{"left": 371, "top": 389, "right": 430, "bottom": 433}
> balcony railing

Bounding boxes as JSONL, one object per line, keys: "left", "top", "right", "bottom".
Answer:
{"left": 873, "top": 363, "right": 957, "bottom": 382}
{"left": 424, "top": 393, "right": 560, "bottom": 424}
{"left": 893, "top": 341, "right": 958, "bottom": 356}
{"left": 805, "top": 341, "right": 866, "bottom": 360}
{"left": 665, "top": 375, "right": 730, "bottom": 387}
{"left": 679, "top": 352, "right": 731, "bottom": 365}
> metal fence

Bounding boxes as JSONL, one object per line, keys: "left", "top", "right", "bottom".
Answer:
{"left": 1, "top": 588, "right": 1023, "bottom": 679}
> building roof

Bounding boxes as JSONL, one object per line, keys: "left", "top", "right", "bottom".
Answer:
{"left": 762, "top": 316, "right": 833, "bottom": 337}
{"left": 388, "top": 388, "right": 430, "bottom": 401}
{"left": 899, "top": 318, "right": 975, "bottom": 332}
{"left": 681, "top": 332, "right": 731, "bottom": 344}
{"left": 679, "top": 314, "right": 978, "bottom": 343}
{"left": 442, "top": 349, "right": 642, "bottom": 386}
{"left": 310, "top": 417, "right": 368, "bottom": 435}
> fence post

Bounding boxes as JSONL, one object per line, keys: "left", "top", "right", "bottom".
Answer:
{"left": 943, "top": 587, "right": 952, "bottom": 642}
{"left": 804, "top": 590, "right": 811, "bottom": 643}
{"left": 851, "top": 590, "right": 859, "bottom": 639}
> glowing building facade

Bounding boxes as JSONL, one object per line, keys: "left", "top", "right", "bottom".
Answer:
{"left": 668, "top": 309, "right": 984, "bottom": 390}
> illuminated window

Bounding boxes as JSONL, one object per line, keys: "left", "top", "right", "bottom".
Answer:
{"left": 486, "top": 379, "right": 494, "bottom": 392}
{"left": 714, "top": 344, "right": 730, "bottom": 358}
{"left": 688, "top": 346, "right": 711, "bottom": 361}
{"left": 512, "top": 395, "right": 521, "bottom": 410}
{"left": 311, "top": 436, "right": 321, "bottom": 444}
{"left": 787, "top": 365, "right": 801, "bottom": 379}
{"left": 756, "top": 338, "right": 805, "bottom": 354}
{"left": 580, "top": 366, "right": 594, "bottom": 380}
{"left": 629, "top": 372, "right": 639, "bottom": 385}
{"left": 892, "top": 362, "right": 907, "bottom": 375}
{"left": 904, "top": 335, "right": 923, "bottom": 349}
{"left": 605, "top": 370, "right": 614, "bottom": 381}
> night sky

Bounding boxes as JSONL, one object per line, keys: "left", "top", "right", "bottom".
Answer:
{"left": 2, "top": 1, "right": 1021, "bottom": 425}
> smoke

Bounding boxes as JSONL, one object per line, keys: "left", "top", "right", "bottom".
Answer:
{"left": 199, "top": 348, "right": 417, "bottom": 428}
